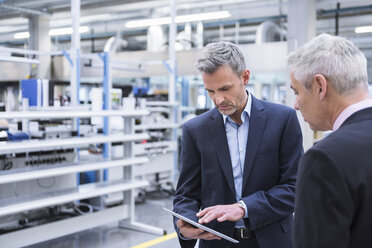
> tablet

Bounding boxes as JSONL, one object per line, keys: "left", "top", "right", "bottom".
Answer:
{"left": 163, "top": 207, "right": 239, "bottom": 244}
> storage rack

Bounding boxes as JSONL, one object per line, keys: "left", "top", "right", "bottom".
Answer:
{"left": 81, "top": 51, "right": 181, "bottom": 200}
{"left": 133, "top": 101, "right": 181, "bottom": 197}
{"left": 0, "top": 42, "right": 177, "bottom": 246}
{"left": 0, "top": 109, "right": 165, "bottom": 248}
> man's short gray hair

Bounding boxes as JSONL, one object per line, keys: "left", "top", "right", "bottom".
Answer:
{"left": 195, "top": 41, "right": 246, "bottom": 77}
{"left": 288, "top": 33, "right": 368, "bottom": 95}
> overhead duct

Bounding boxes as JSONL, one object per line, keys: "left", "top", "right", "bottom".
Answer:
{"left": 147, "top": 25, "right": 166, "bottom": 52}
{"left": 255, "top": 21, "right": 285, "bottom": 44}
{"left": 103, "top": 36, "right": 128, "bottom": 52}
{"left": 175, "top": 23, "right": 192, "bottom": 51}
{"left": 196, "top": 21, "right": 204, "bottom": 48}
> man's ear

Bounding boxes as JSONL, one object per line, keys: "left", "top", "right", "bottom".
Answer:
{"left": 313, "top": 74, "right": 327, "bottom": 101}
{"left": 241, "top": 69, "right": 250, "bottom": 85}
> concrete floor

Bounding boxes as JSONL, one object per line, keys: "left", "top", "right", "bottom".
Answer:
{"left": 28, "top": 192, "right": 180, "bottom": 248}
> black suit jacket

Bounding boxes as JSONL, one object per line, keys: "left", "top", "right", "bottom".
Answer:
{"left": 174, "top": 96, "right": 303, "bottom": 248}
{"left": 294, "top": 107, "right": 372, "bottom": 248}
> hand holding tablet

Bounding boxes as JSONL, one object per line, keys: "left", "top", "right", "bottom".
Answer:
{"left": 163, "top": 208, "right": 239, "bottom": 244}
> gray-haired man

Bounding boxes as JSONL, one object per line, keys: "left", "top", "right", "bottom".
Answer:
{"left": 173, "top": 41, "right": 303, "bottom": 248}
{"left": 289, "top": 33, "right": 372, "bottom": 248}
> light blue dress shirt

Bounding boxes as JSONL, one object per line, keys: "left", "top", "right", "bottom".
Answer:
{"left": 222, "top": 92, "right": 251, "bottom": 228}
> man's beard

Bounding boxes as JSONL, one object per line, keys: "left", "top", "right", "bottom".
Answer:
{"left": 217, "top": 105, "right": 236, "bottom": 116}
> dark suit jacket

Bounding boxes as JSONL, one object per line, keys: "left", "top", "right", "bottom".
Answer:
{"left": 174, "top": 96, "right": 303, "bottom": 248}
{"left": 294, "top": 107, "right": 372, "bottom": 248}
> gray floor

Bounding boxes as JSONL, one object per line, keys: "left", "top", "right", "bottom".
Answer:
{"left": 28, "top": 192, "right": 180, "bottom": 248}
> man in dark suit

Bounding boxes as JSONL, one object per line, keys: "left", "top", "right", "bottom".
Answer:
{"left": 289, "top": 33, "right": 372, "bottom": 248}
{"left": 173, "top": 41, "right": 303, "bottom": 248}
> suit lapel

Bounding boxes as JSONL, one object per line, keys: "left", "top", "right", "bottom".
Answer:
{"left": 209, "top": 108, "right": 236, "bottom": 196}
{"left": 242, "top": 96, "right": 267, "bottom": 191}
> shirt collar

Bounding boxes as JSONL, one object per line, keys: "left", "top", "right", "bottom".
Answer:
{"left": 333, "top": 98, "right": 372, "bottom": 131}
{"left": 223, "top": 91, "right": 252, "bottom": 125}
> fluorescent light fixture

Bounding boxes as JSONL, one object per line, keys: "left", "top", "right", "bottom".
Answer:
{"left": 14, "top": 26, "right": 90, "bottom": 39}
{"left": 49, "top": 26, "right": 90, "bottom": 36}
{"left": 355, "top": 25, "right": 372, "bottom": 34}
{"left": 14, "top": 32, "right": 30, "bottom": 39}
{"left": 125, "top": 10, "right": 231, "bottom": 28}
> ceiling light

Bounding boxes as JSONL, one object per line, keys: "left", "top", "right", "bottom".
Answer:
{"left": 14, "top": 32, "right": 30, "bottom": 39}
{"left": 176, "top": 12, "right": 230, "bottom": 23}
{"left": 127, "top": 17, "right": 171, "bottom": 27}
{"left": 14, "top": 26, "right": 90, "bottom": 39}
{"left": 49, "top": 26, "right": 90, "bottom": 36}
{"left": 125, "top": 11, "right": 231, "bottom": 28}
{"left": 355, "top": 25, "right": 372, "bottom": 34}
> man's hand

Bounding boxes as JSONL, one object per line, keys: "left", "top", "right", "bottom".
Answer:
{"left": 176, "top": 219, "right": 221, "bottom": 240}
{"left": 197, "top": 203, "right": 245, "bottom": 224}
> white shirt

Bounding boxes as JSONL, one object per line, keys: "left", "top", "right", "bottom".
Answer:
{"left": 222, "top": 91, "right": 252, "bottom": 227}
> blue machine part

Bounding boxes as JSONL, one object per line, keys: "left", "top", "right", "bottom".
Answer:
{"left": 6, "top": 131, "right": 29, "bottom": 141}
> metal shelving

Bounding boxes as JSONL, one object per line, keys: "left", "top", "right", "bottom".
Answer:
{"left": 0, "top": 133, "right": 149, "bottom": 154}
{"left": 0, "top": 157, "right": 149, "bottom": 184}
{"left": 0, "top": 44, "right": 169, "bottom": 246}
{"left": 133, "top": 101, "right": 180, "bottom": 198}
{"left": 145, "top": 101, "right": 178, "bottom": 107}
{"left": 0, "top": 107, "right": 163, "bottom": 247}
{"left": 134, "top": 123, "right": 181, "bottom": 130}
{"left": 0, "top": 179, "right": 148, "bottom": 217}
{"left": 0, "top": 204, "right": 130, "bottom": 248}
{"left": 0, "top": 109, "right": 149, "bottom": 119}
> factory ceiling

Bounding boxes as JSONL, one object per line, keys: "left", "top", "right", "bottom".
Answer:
{"left": 0, "top": 0, "right": 371, "bottom": 57}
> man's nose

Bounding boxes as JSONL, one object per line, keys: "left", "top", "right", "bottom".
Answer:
{"left": 294, "top": 101, "right": 299, "bottom": 110}
{"left": 215, "top": 95, "right": 224, "bottom": 105}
